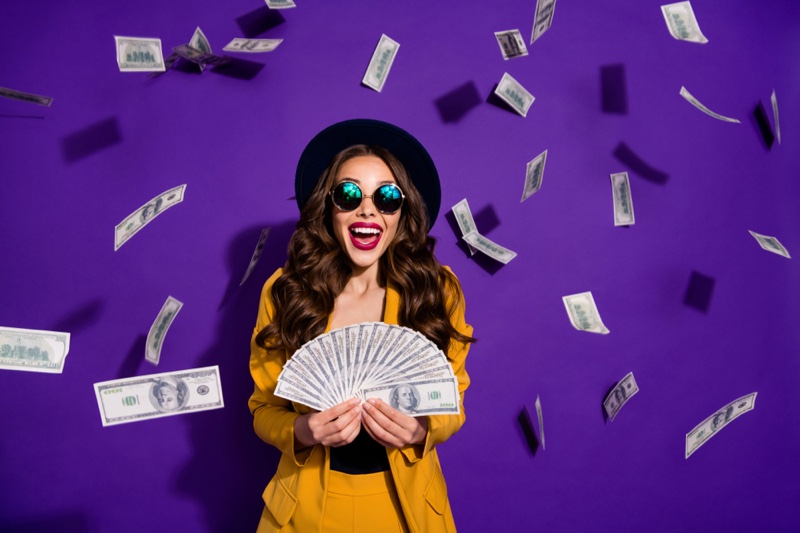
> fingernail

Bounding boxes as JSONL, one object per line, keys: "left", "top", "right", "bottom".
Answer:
{"left": 362, "top": 402, "right": 370, "bottom": 411}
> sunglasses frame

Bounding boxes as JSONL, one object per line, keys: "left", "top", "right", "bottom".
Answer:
{"left": 329, "top": 181, "right": 405, "bottom": 214}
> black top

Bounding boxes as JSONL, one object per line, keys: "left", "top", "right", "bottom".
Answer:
{"left": 329, "top": 430, "right": 390, "bottom": 474}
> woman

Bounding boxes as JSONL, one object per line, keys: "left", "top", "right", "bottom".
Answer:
{"left": 249, "top": 119, "right": 475, "bottom": 532}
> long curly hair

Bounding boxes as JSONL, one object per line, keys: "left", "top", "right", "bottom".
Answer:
{"left": 256, "top": 144, "right": 475, "bottom": 357}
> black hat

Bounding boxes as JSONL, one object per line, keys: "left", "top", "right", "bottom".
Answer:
{"left": 295, "top": 118, "right": 441, "bottom": 229}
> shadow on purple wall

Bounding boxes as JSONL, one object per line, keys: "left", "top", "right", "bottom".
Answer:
{"left": 60, "top": 117, "right": 122, "bottom": 164}
{"left": 0, "top": 511, "right": 90, "bottom": 533}
{"left": 683, "top": 270, "right": 716, "bottom": 313}
{"left": 235, "top": 6, "right": 286, "bottom": 38}
{"left": 751, "top": 101, "right": 775, "bottom": 151}
{"left": 612, "top": 142, "right": 670, "bottom": 185}
{"left": 50, "top": 299, "right": 105, "bottom": 334}
{"left": 434, "top": 81, "right": 482, "bottom": 123}
{"left": 444, "top": 207, "right": 506, "bottom": 275}
{"left": 600, "top": 64, "right": 628, "bottom": 115}
{"left": 517, "top": 405, "right": 540, "bottom": 456}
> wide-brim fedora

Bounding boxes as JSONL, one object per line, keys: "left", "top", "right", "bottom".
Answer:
{"left": 295, "top": 118, "right": 441, "bottom": 229}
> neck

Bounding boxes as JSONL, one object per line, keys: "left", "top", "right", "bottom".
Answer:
{"left": 344, "top": 263, "right": 382, "bottom": 295}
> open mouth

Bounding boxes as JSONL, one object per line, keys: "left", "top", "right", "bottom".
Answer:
{"left": 349, "top": 224, "right": 383, "bottom": 250}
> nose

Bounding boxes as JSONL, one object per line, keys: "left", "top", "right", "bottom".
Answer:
{"left": 355, "top": 194, "right": 377, "bottom": 217}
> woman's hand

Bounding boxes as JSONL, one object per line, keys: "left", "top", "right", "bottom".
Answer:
{"left": 294, "top": 398, "right": 362, "bottom": 449}
{"left": 361, "top": 398, "right": 428, "bottom": 449}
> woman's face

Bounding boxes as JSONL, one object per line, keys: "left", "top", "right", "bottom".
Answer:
{"left": 331, "top": 155, "right": 401, "bottom": 273}
{"left": 157, "top": 386, "right": 179, "bottom": 409}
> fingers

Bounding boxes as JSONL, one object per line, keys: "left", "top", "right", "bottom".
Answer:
{"left": 362, "top": 399, "right": 425, "bottom": 448}
{"left": 306, "top": 398, "right": 363, "bottom": 447}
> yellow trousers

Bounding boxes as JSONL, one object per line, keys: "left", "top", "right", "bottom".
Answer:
{"left": 320, "top": 471, "right": 409, "bottom": 533}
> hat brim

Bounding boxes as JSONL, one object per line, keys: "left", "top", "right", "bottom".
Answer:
{"left": 295, "top": 119, "right": 441, "bottom": 229}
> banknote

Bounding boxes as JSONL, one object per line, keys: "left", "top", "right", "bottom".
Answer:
{"left": 562, "top": 291, "right": 610, "bottom": 334}
{"left": 604, "top": 372, "right": 639, "bottom": 421}
{"left": 679, "top": 87, "right": 740, "bottom": 123}
{"left": 94, "top": 366, "right": 224, "bottom": 426}
{"left": 530, "top": 0, "right": 557, "bottom": 44}
{"left": 114, "top": 36, "right": 165, "bottom": 72}
{"left": 114, "top": 184, "right": 186, "bottom": 251}
{"left": 451, "top": 199, "right": 478, "bottom": 255}
{"left": 240, "top": 228, "right": 272, "bottom": 286}
{"left": 189, "top": 27, "right": 211, "bottom": 72}
{"left": 522, "top": 150, "right": 547, "bottom": 202}
{"left": 0, "top": 326, "right": 70, "bottom": 374}
{"left": 462, "top": 231, "right": 518, "bottom": 264}
{"left": 362, "top": 378, "right": 459, "bottom": 416}
{"left": 661, "top": 1, "right": 708, "bottom": 44}
{"left": 535, "top": 395, "right": 545, "bottom": 450}
{"left": 173, "top": 44, "right": 231, "bottom": 66}
{"left": 610, "top": 172, "right": 635, "bottom": 226}
{"left": 362, "top": 34, "right": 400, "bottom": 93}
{"left": 146, "top": 296, "right": 183, "bottom": 365}
{"left": 266, "top": 0, "right": 296, "bottom": 8}
{"left": 685, "top": 392, "right": 757, "bottom": 458}
{"left": 771, "top": 90, "right": 781, "bottom": 144}
{"left": 495, "top": 72, "right": 535, "bottom": 117}
{"left": 495, "top": 30, "right": 528, "bottom": 60}
{"left": 223, "top": 38, "right": 283, "bottom": 53}
{"left": 0, "top": 86, "right": 53, "bottom": 107}
{"left": 748, "top": 230, "right": 791, "bottom": 259}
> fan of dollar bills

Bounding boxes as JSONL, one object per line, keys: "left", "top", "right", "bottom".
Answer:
{"left": 275, "top": 322, "right": 460, "bottom": 416}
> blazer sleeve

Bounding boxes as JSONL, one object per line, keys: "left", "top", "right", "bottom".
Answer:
{"left": 248, "top": 268, "right": 315, "bottom": 466}
{"left": 399, "top": 266, "right": 473, "bottom": 463}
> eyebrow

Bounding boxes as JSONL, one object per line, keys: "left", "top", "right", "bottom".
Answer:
{"left": 338, "top": 178, "right": 396, "bottom": 186}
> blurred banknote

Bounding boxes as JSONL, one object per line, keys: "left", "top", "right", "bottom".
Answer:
{"left": 462, "top": 232, "right": 518, "bottom": 264}
{"left": 522, "top": 150, "right": 547, "bottom": 202}
{"left": 661, "top": 1, "right": 708, "bottom": 44}
{"left": 562, "top": 291, "right": 610, "bottom": 334}
{"left": 114, "top": 36, "right": 165, "bottom": 72}
{"left": 266, "top": 0, "right": 296, "bottom": 8}
{"left": 362, "top": 34, "right": 400, "bottom": 92}
{"left": 223, "top": 38, "right": 283, "bottom": 53}
{"left": 114, "top": 184, "right": 186, "bottom": 251}
{"left": 685, "top": 392, "right": 756, "bottom": 458}
{"left": 94, "top": 366, "right": 224, "bottom": 426}
{"left": 530, "top": 0, "right": 557, "bottom": 44}
{"left": 451, "top": 199, "right": 478, "bottom": 255}
{"left": 535, "top": 395, "right": 545, "bottom": 450}
{"left": 679, "top": 86, "right": 740, "bottom": 123}
{"left": 240, "top": 228, "right": 271, "bottom": 286}
{"left": 771, "top": 90, "right": 781, "bottom": 144}
{"left": 0, "top": 326, "right": 70, "bottom": 374}
{"left": 749, "top": 230, "right": 791, "bottom": 258}
{"left": 189, "top": 27, "right": 212, "bottom": 72}
{"left": 146, "top": 296, "right": 183, "bottom": 365}
{"left": 173, "top": 44, "right": 231, "bottom": 66}
{"left": 0, "top": 86, "right": 53, "bottom": 107}
{"left": 495, "top": 72, "right": 535, "bottom": 117}
{"left": 610, "top": 172, "right": 635, "bottom": 226}
{"left": 604, "top": 372, "right": 639, "bottom": 421}
{"left": 495, "top": 30, "right": 528, "bottom": 59}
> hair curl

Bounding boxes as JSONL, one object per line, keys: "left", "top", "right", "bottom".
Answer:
{"left": 256, "top": 145, "right": 475, "bottom": 356}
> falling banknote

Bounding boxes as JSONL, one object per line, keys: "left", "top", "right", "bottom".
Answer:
{"left": 530, "top": 0, "right": 557, "bottom": 44}
{"left": 451, "top": 199, "right": 478, "bottom": 255}
{"left": 462, "top": 232, "right": 518, "bottom": 264}
{"left": 114, "top": 184, "right": 186, "bottom": 251}
{"left": 535, "top": 395, "right": 545, "bottom": 450}
{"left": 189, "top": 27, "right": 212, "bottom": 72}
{"left": 172, "top": 44, "right": 231, "bottom": 67}
{"left": 0, "top": 86, "right": 53, "bottom": 107}
{"left": 771, "top": 90, "right": 781, "bottom": 144}
{"left": 661, "top": 1, "right": 708, "bottom": 44}
{"left": 610, "top": 172, "right": 635, "bottom": 226}
{"left": 495, "top": 72, "right": 535, "bottom": 117}
{"left": 93, "top": 366, "right": 224, "bottom": 426}
{"left": 266, "top": 0, "right": 296, "bottom": 8}
{"left": 223, "top": 38, "right": 283, "bottom": 53}
{"left": 521, "top": 150, "right": 547, "bottom": 202}
{"left": 240, "top": 228, "right": 272, "bottom": 285}
{"left": 114, "top": 36, "right": 165, "bottom": 72}
{"left": 0, "top": 326, "right": 70, "bottom": 374}
{"left": 685, "top": 392, "right": 757, "bottom": 458}
{"left": 362, "top": 34, "right": 400, "bottom": 92}
{"left": 604, "top": 372, "right": 639, "bottom": 421}
{"left": 680, "top": 86, "right": 740, "bottom": 123}
{"left": 748, "top": 230, "right": 791, "bottom": 258}
{"left": 146, "top": 296, "right": 183, "bottom": 365}
{"left": 495, "top": 30, "right": 528, "bottom": 60}
{"left": 562, "top": 291, "right": 610, "bottom": 334}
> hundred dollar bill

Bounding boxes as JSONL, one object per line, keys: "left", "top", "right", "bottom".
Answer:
{"left": 94, "top": 366, "right": 224, "bottom": 426}
{"left": 748, "top": 230, "right": 791, "bottom": 259}
{"left": 362, "top": 378, "right": 460, "bottom": 416}
{"left": 495, "top": 72, "right": 535, "bottom": 117}
{"left": 114, "top": 184, "right": 186, "bottom": 251}
{"left": 146, "top": 296, "right": 183, "bottom": 365}
{"left": 451, "top": 199, "right": 478, "bottom": 255}
{"left": 535, "top": 395, "right": 545, "bottom": 450}
{"left": 189, "top": 27, "right": 212, "bottom": 72}
{"left": 0, "top": 326, "right": 70, "bottom": 374}
{"left": 266, "top": 0, "right": 296, "bottom": 8}
{"left": 604, "top": 372, "right": 639, "bottom": 421}
{"left": 495, "top": 30, "right": 528, "bottom": 60}
{"left": 462, "top": 232, "right": 517, "bottom": 264}
{"left": 0, "top": 86, "right": 53, "bottom": 107}
{"left": 661, "top": 1, "right": 707, "bottom": 44}
{"left": 223, "top": 38, "right": 283, "bottom": 53}
{"left": 771, "top": 90, "right": 781, "bottom": 144}
{"left": 240, "top": 228, "right": 271, "bottom": 286}
{"left": 173, "top": 44, "right": 231, "bottom": 67}
{"left": 610, "top": 172, "right": 635, "bottom": 226}
{"left": 530, "top": 0, "right": 557, "bottom": 44}
{"left": 362, "top": 34, "right": 400, "bottom": 93}
{"left": 685, "top": 392, "right": 757, "bottom": 458}
{"left": 114, "top": 36, "right": 165, "bottom": 72}
{"left": 522, "top": 150, "right": 547, "bottom": 202}
{"left": 679, "top": 86, "right": 740, "bottom": 123}
{"left": 562, "top": 291, "right": 610, "bottom": 334}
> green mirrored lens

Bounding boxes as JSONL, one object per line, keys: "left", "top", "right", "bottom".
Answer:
{"left": 334, "top": 182, "right": 362, "bottom": 210}
{"left": 375, "top": 184, "right": 403, "bottom": 213}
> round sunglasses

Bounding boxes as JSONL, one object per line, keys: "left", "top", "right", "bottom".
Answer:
{"left": 329, "top": 181, "right": 405, "bottom": 214}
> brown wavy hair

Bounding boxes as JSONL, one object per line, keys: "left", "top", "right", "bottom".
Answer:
{"left": 256, "top": 144, "right": 475, "bottom": 357}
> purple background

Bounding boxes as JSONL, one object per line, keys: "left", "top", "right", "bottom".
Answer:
{"left": 2, "top": 1, "right": 799, "bottom": 531}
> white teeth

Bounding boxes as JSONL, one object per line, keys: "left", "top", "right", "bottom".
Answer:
{"left": 351, "top": 227, "right": 381, "bottom": 235}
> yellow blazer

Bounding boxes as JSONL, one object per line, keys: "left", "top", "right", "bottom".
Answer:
{"left": 249, "top": 267, "right": 473, "bottom": 533}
